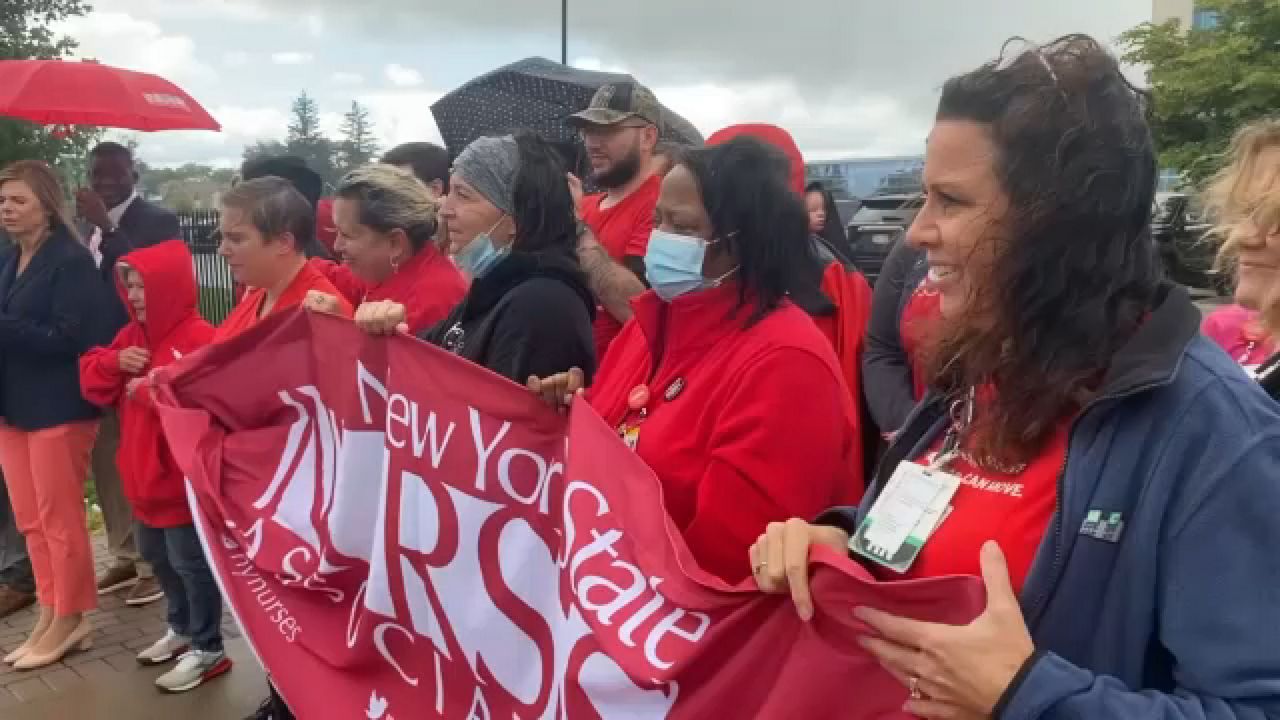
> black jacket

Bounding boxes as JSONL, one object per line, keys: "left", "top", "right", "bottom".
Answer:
{"left": 95, "top": 197, "right": 181, "bottom": 333}
{"left": 0, "top": 227, "right": 110, "bottom": 430}
{"left": 860, "top": 239, "right": 927, "bottom": 434}
{"left": 419, "top": 250, "right": 597, "bottom": 385}
{"left": 1259, "top": 350, "right": 1280, "bottom": 401}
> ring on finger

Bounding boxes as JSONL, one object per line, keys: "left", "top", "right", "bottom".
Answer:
{"left": 908, "top": 675, "right": 923, "bottom": 701}
{"left": 753, "top": 560, "right": 767, "bottom": 574}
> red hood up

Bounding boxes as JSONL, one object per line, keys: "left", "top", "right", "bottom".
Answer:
{"left": 316, "top": 197, "right": 338, "bottom": 255}
{"left": 706, "top": 123, "right": 805, "bottom": 196}
{"left": 116, "top": 239, "right": 200, "bottom": 343}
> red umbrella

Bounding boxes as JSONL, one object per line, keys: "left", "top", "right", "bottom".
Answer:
{"left": 0, "top": 59, "right": 220, "bottom": 132}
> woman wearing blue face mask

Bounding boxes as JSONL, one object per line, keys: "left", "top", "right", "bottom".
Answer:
{"left": 355, "top": 132, "right": 596, "bottom": 384}
{"left": 528, "top": 137, "right": 862, "bottom": 584}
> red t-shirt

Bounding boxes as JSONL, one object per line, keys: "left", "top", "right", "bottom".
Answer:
{"left": 580, "top": 175, "right": 661, "bottom": 360}
{"left": 900, "top": 284, "right": 942, "bottom": 401}
{"left": 877, "top": 418, "right": 1068, "bottom": 595}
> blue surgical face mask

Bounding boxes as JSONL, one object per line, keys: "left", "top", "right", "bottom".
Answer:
{"left": 644, "top": 229, "right": 720, "bottom": 302}
{"left": 453, "top": 217, "right": 509, "bottom": 279}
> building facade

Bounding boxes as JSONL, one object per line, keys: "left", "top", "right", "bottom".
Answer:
{"left": 1152, "top": 0, "right": 1219, "bottom": 30}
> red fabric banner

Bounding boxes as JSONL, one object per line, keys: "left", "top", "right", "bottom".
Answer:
{"left": 153, "top": 311, "right": 983, "bottom": 720}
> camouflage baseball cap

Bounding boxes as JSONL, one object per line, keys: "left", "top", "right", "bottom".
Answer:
{"left": 568, "top": 83, "right": 663, "bottom": 128}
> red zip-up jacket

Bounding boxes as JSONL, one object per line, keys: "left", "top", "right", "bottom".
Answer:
{"left": 588, "top": 284, "right": 864, "bottom": 584}
{"left": 79, "top": 240, "right": 215, "bottom": 528}
{"left": 311, "top": 246, "right": 468, "bottom": 334}
{"left": 811, "top": 261, "right": 874, "bottom": 405}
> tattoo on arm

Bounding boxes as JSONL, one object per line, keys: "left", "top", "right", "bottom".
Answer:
{"left": 578, "top": 238, "right": 646, "bottom": 323}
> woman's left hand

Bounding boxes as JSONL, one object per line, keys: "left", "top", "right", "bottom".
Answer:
{"left": 856, "top": 541, "right": 1034, "bottom": 720}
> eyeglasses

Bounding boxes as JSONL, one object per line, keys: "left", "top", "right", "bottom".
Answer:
{"left": 577, "top": 123, "right": 650, "bottom": 141}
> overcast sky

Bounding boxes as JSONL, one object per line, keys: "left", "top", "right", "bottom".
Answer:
{"left": 61, "top": 0, "right": 1152, "bottom": 168}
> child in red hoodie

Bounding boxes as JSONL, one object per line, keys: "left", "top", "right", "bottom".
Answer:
{"left": 79, "top": 240, "right": 231, "bottom": 694}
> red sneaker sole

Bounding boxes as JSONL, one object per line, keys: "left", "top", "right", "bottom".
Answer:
{"left": 157, "top": 657, "right": 233, "bottom": 694}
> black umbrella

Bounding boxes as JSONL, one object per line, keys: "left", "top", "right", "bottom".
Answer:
{"left": 430, "top": 57, "right": 704, "bottom": 161}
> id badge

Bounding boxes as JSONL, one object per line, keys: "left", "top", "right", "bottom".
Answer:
{"left": 850, "top": 461, "right": 960, "bottom": 573}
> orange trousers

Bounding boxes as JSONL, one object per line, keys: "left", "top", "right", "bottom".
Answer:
{"left": 0, "top": 421, "right": 99, "bottom": 617}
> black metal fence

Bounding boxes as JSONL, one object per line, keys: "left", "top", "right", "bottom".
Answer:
{"left": 176, "top": 210, "right": 236, "bottom": 325}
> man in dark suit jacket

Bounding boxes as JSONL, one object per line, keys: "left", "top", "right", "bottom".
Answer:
{"left": 76, "top": 142, "right": 181, "bottom": 333}
{"left": 72, "top": 141, "right": 180, "bottom": 607}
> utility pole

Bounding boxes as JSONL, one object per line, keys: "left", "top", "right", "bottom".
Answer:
{"left": 561, "top": 0, "right": 568, "bottom": 64}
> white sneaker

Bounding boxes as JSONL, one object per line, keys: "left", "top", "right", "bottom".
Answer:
{"left": 155, "top": 649, "right": 232, "bottom": 693}
{"left": 136, "top": 629, "right": 190, "bottom": 666}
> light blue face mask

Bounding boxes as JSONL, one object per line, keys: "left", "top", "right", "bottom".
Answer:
{"left": 645, "top": 229, "right": 737, "bottom": 302}
{"left": 453, "top": 217, "right": 510, "bottom": 279}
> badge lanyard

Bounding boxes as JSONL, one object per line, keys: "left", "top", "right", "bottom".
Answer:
{"left": 849, "top": 387, "right": 973, "bottom": 573}
{"left": 928, "top": 387, "right": 975, "bottom": 472}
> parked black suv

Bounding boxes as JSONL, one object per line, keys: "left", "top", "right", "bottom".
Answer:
{"left": 1152, "top": 192, "right": 1228, "bottom": 294}
{"left": 846, "top": 194, "right": 924, "bottom": 285}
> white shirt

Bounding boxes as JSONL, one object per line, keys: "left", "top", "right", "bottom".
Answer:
{"left": 88, "top": 191, "right": 138, "bottom": 268}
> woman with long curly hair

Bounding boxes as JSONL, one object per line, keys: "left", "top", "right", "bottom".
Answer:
{"left": 750, "top": 35, "right": 1280, "bottom": 719}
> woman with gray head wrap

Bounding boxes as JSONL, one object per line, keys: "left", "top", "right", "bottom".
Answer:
{"left": 355, "top": 131, "right": 597, "bottom": 386}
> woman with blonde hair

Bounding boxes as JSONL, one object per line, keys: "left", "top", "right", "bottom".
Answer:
{"left": 303, "top": 164, "right": 467, "bottom": 334}
{"left": 1201, "top": 118, "right": 1280, "bottom": 377}
{"left": 0, "top": 160, "right": 108, "bottom": 669}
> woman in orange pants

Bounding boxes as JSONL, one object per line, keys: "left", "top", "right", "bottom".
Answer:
{"left": 0, "top": 161, "right": 106, "bottom": 669}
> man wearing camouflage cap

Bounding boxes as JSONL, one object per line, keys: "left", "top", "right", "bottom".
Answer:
{"left": 567, "top": 82, "right": 665, "bottom": 359}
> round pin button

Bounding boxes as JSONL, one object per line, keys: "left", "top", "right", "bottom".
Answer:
{"left": 628, "top": 385, "right": 650, "bottom": 410}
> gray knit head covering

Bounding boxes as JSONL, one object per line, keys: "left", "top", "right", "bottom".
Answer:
{"left": 452, "top": 135, "right": 519, "bottom": 217}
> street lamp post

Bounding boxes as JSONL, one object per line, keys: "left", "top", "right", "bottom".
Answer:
{"left": 561, "top": 0, "right": 568, "bottom": 64}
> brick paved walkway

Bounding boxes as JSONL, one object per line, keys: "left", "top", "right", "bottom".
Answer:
{"left": 0, "top": 533, "right": 260, "bottom": 716}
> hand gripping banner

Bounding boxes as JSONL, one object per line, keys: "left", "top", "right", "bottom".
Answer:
{"left": 152, "top": 311, "right": 983, "bottom": 720}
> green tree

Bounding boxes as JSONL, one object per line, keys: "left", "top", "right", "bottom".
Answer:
{"left": 285, "top": 91, "right": 336, "bottom": 185}
{"left": 336, "top": 101, "right": 378, "bottom": 174}
{"left": 0, "top": 1, "right": 101, "bottom": 179}
{"left": 1121, "top": 0, "right": 1280, "bottom": 186}
{"left": 138, "top": 162, "right": 236, "bottom": 201}
{"left": 241, "top": 139, "right": 289, "bottom": 167}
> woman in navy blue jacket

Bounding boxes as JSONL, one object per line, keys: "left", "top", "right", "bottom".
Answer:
{"left": 751, "top": 36, "right": 1280, "bottom": 720}
{"left": 0, "top": 161, "right": 108, "bottom": 669}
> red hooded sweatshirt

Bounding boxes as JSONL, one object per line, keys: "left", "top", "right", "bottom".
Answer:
{"left": 705, "top": 124, "right": 873, "bottom": 408}
{"left": 79, "top": 240, "right": 216, "bottom": 528}
{"left": 588, "top": 284, "right": 862, "bottom": 584}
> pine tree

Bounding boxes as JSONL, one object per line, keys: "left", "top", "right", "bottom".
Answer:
{"left": 284, "top": 91, "right": 336, "bottom": 185}
{"left": 287, "top": 91, "right": 323, "bottom": 146}
{"left": 336, "top": 101, "right": 378, "bottom": 174}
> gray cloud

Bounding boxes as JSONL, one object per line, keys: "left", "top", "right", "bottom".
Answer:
{"left": 264, "top": 0, "right": 1148, "bottom": 96}
{"left": 91, "top": 0, "right": 1152, "bottom": 166}
{"left": 252, "top": 0, "right": 1150, "bottom": 158}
